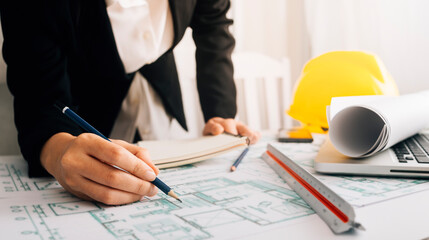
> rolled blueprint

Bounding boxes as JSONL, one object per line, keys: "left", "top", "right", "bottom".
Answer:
{"left": 328, "top": 90, "right": 429, "bottom": 157}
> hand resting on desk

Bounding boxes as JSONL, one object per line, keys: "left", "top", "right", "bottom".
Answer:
{"left": 203, "top": 117, "right": 260, "bottom": 144}
{"left": 40, "top": 132, "right": 159, "bottom": 205}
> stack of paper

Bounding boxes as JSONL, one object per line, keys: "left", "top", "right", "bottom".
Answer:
{"left": 138, "top": 133, "right": 249, "bottom": 168}
{"left": 328, "top": 90, "right": 429, "bottom": 157}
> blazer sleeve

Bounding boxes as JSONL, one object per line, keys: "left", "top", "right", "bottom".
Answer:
{"left": 190, "top": 0, "right": 237, "bottom": 122}
{"left": 0, "top": 2, "right": 83, "bottom": 177}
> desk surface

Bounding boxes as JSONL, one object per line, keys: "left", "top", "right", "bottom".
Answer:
{"left": 0, "top": 135, "right": 428, "bottom": 239}
{"left": 247, "top": 189, "right": 429, "bottom": 239}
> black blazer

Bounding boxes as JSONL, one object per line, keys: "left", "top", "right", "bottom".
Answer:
{"left": 0, "top": 0, "right": 236, "bottom": 177}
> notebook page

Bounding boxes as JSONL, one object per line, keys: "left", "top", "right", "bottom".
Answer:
{"left": 138, "top": 134, "right": 247, "bottom": 164}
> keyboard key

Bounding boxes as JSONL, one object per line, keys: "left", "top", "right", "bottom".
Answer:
{"left": 392, "top": 143, "right": 411, "bottom": 156}
{"left": 395, "top": 149, "right": 410, "bottom": 154}
{"left": 415, "top": 156, "right": 429, "bottom": 163}
{"left": 416, "top": 135, "right": 429, "bottom": 154}
{"left": 392, "top": 135, "right": 429, "bottom": 164}
{"left": 405, "top": 139, "right": 426, "bottom": 156}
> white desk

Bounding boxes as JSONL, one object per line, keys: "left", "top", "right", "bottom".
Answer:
{"left": 247, "top": 190, "right": 429, "bottom": 240}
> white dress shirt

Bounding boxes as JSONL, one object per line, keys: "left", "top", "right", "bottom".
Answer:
{"left": 106, "top": 0, "right": 176, "bottom": 142}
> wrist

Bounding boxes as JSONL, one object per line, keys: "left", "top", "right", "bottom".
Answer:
{"left": 40, "top": 132, "right": 76, "bottom": 175}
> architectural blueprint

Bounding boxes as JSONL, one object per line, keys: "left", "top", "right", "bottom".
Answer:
{"left": 0, "top": 153, "right": 315, "bottom": 240}
{"left": 0, "top": 156, "right": 65, "bottom": 198}
{"left": 1, "top": 135, "right": 429, "bottom": 239}
{"left": 267, "top": 138, "right": 429, "bottom": 207}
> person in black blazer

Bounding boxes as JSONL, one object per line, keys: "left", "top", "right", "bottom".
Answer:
{"left": 0, "top": 0, "right": 259, "bottom": 205}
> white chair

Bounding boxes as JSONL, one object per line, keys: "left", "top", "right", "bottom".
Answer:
{"left": 174, "top": 30, "right": 292, "bottom": 136}
{"left": 233, "top": 52, "right": 292, "bottom": 132}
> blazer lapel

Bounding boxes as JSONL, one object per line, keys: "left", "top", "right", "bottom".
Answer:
{"left": 77, "top": 0, "right": 126, "bottom": 79}
{"left": 71, "top": 0, "right": 132, "bottom": 135}
{"left": 76, "top": 0, "right": 197, "bottom": 78}
{"left": 168, "top": 0, "right": 196, "bottom": 48}
{"left": 73, "top": 0, "right": 197, "bottom": 132}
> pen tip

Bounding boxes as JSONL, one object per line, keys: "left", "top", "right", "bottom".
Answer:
{"left": 168, "top": 191, "right": 182, "bottom": 203}
{"left": 230, "top": 166, "right": 236, "bottom": 172}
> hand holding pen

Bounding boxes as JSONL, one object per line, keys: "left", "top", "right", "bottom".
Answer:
{"left": 39, "top": 103, "right": 180, "bottom": 205}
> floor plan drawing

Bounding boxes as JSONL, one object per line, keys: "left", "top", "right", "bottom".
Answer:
{"left": 87, "top": 174, "right": 315, "bottom": 240}
{"left": 49, "top": 200, "right": 102, "bottom": 216}
{"left": 317, "top": 175, "right": 429, "bottom": 206}
{"left": 0, "top": 156, "right": 315, "bottom": 240}
{"left": 34, "top": 181, "right": 61, "bottom": 191}
{"left": 0, "top": 156, "right": 62, "bottom": 197}
{"left": 267, "top": 140, "right": 429, "bottom": 207}
{"left": 1, "top": 135, "right": 429, "bottom": 239}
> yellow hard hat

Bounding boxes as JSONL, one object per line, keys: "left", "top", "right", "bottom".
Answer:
{"left": 288, "top": 51, "right": 399, "bottom": 133}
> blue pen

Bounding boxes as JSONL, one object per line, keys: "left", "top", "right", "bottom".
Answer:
{"left": 56, "top": 103, "right": 181, "bottom": 203}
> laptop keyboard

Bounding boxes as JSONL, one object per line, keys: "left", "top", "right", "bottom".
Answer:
{"left": 392, "top": 134, "right": 429, "bottom": 163}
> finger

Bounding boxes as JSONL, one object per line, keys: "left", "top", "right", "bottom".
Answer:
{"left": 74, "top": 133, "right": 156, "bottom": 181}
{"left": 75, "top": 176, "right": 146, "bottom": 205}
{"left": 76, "top": 154, "right": 157, "bottom": 196}
{"left": 237, "top": 123, "right": 261, "bottom": 144}
{"left": 209, "top": 117, "right": 228, "bottom": 123}
{"left": 112, "top": 139, "right": 160, "bottom": 175}
{"left": 203, "top": 119, "right": 224, "bottom": 135}
{"left": 219, "top": 118, "right": 238, "bottom": 135}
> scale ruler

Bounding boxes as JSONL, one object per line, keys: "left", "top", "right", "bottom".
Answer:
{"left": 262, "top": 144, "right": 365, "bottom": 234}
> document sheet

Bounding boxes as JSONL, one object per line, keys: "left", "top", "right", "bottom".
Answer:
{"left": 1, "top": 136, "right": 429, "bottom": 239}
{"left": 328, "top": 91, "right": 429, "bottom": 157}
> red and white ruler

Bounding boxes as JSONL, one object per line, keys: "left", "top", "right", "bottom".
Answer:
{"left": 262, "top": 144, "right": 365, "bottom": 234}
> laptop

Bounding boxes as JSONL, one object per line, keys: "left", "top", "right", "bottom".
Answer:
{"left": 315, "top": 133, "right": 429, "bottom": 178}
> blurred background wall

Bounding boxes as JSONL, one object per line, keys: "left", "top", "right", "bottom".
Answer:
{"left": 231, "top": 0, "right": 429, "bottom": 94}
{"left": 0, "top": 28, "right": 5, "bottom": 84}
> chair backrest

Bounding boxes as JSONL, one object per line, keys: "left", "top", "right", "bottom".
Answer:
{"left": 177, "top": 30, "right": 294, "bottom": 137}
{"left": 233, "top": 52, "right": 292, "bottom": 132}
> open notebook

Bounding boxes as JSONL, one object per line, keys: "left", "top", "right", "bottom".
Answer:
{"left": 137, "top": 134, "right": 249, "bottom": 168}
